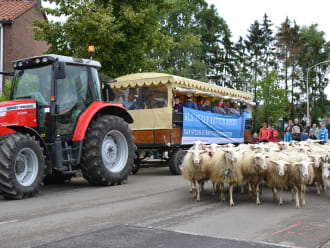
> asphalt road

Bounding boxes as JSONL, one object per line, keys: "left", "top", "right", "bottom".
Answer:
{"left": 0, "top": 167, "right": 329, "bottom": 248}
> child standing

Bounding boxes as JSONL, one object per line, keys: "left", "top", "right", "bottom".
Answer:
{"left": 317, "top": 124, "right": 328, "bottom": 144}
{"left": 284, "top": 126, "right": 292, "bottom": 142}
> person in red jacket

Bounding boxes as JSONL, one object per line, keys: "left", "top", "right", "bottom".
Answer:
{"left": 259, "top": 122, "right": 270, "bottom": 143}
{"left": 269, "top": 126, "right": 279, "bottom": 142}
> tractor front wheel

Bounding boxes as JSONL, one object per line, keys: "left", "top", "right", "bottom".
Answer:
{"left": 0, "top": 133, "right": 45, "bottom": 199}
{"left": 80, "top": 115, "right": 135, "bottom": 186}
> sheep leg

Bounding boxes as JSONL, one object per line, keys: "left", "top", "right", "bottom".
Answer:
{"left": 256, "top": 183, "right": 261, "bottom": 205}
{"left": 229, "top": 183, "right": 235, "bottom": 207}
{"left": 192, "top": 181, "right": 197, "bottom": 200}
{"left": 301, "top": 184, "right": 306, "bottom": 207}
{"left": 240, "top": 184, "right": 245, "bottom": 194}
{"left": 279, "top": 187, "right": 284, "bottom": 206}
{"left": 294, "top": 186, "right": 300, "bottom": 208}
{"left": 315, "top": 182, "right": 321, "bottom": 195}
{"left": 200, "top": 181, "right": 205, "bottom": 193}
{"left": 196, "top": 181, "right": 202, "bottom": 202}
{"left": 212, "top": 183, "right": 220, "bottom": 195}
{"left": 220, "top": 183, "right": 226, "bottom": 202}
{"left": 272, "top": 187, "right": 278, "bottom": 202}
{"left": 190, "top": 182, "right": 193, "bottom": 193}
{"left": 248, "top": 183, "right": 253, "bottom": 199}
{"left": 291, "top": 187, "right": 295, "bottom": 201}
{"left": 260, "top": 183, "right": 263, "bottom": 195}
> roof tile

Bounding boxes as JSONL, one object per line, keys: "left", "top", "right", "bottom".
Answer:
{"left": 0, "top": 0, "right": 34, "bottom": 21}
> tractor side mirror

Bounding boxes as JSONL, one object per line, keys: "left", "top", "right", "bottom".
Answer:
{"left": 54, "top": 62, "right": 65, "bottom": 79}
{"left": 102, "top": 81, "right": 115, "bottom": 102}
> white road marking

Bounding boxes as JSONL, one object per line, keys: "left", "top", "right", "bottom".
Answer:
{"left": 0, "top": 219, "right": 19, "bottom": 225}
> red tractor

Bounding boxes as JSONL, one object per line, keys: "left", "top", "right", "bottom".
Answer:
{"left": 0, "top": 54, "right": 136, "bottom": 199}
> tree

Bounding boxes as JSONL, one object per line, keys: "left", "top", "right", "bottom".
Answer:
{"left": 33, "top": 0, "right": 173, "bottom": 77}
{"left": 275, "top": 18, "right": 302, "bottom": 119}
{"left": 298, "top": 24, "right": 330, "bottom": 123}
{"left": 256, "top": 71, "right": 289, "bottom": 124}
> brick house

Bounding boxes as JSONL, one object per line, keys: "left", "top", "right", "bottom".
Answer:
{"left": 0, "top": 0, "right": 49, "bottom": 92}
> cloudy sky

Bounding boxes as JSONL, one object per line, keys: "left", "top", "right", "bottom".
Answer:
{"left": 206, "top": 0, "right": 330, "bottom": 98}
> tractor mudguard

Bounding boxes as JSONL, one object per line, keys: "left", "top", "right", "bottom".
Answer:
{"left": 72, "top": 101, "right": 133, "bottom": 142}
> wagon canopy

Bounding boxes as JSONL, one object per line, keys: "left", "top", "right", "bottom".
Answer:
{"left": 113, "top": 72, "right": 253, "bottom": 101}
{"left": 112, "top": 72, "right": 254, "bottom": 130}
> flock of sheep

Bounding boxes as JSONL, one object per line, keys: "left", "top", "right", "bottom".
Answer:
{"left": 181, "top": 140, "right": 330, "bottom": 208}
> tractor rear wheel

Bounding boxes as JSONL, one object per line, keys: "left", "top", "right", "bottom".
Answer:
{"left": 80, "top": 115, "right": 135, "bottom": 186}
{"left": 0, "top": 133, "right": 45, "bottom": 199}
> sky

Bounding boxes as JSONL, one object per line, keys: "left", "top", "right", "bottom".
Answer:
{"left": 206, "top": 0, "right": 330, "bottom": 98}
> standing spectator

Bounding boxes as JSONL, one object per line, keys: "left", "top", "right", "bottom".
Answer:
{"left": 305, "top": 122, "right": 311, "bottom": 136}
{"left": 173, "top": 97, "right": 183, "bottom": 112}
{"left": 288, "top": 120, "right": 293, "bottom": 128}
{"left": 317, "top": 123, "right": 328, "bottom": 144}
{"left": 310, "top": 123, "right": 319, "bottom": 136}
{"left": 183, "top": 94, "right": 197, "bottom": 109}
{"left": 196, "top": 96, "right": 204, "bottom": 111}
{"left": 284, "top": 126, "right": 292, "bottom": 142}
{"left": 326, "top": 119, "right": 330, "bottom": 139}
{"left": 269, "top": 126, "right": 279, "bottom": 142}
{"left": 259, "top": 122, "right": 270, "bottom": 143}
{"left": 252, "top": 133, "right": 259, "bottom": 144}
{"left": 301, "top": 130, "right": 309, "bottom": 141}
{"left": 290, "top": 119, "right": 303, "bottom": 141}
{"left": 309, "top": 130, "right": 317, "bottom": 140}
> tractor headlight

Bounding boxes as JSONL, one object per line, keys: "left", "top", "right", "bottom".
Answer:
{"left": 18, "top": 61, "right": 23, "bottom": 67}
{"left": 13, "top": 63, "right": 17, "bottom": 68}
{"left": 41, "top": 57, "right": 48, "bottom": 63}
{"left": 35, "top": 58, "right": 40, "bottom": 64}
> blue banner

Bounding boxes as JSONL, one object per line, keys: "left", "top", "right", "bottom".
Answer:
{"left": 182, "top": 107, "right": 245, "bottom": 144}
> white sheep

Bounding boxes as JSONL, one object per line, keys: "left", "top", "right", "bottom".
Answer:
{"left": 210, "top": 148, "right": 243, "bottom": 207}
{"left": 266, "top": 152, "right": 291, "bottom": 206}
{"left": 240, "top": 151, "right": 268, "bottom": 205}
{"left": 286, "top": 153, "right": 314, "bottom": 208}
{"left": 182, "top": 148, "right": 211, "bottom": 202}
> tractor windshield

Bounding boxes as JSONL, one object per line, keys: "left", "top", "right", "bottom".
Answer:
{"left": 12, "top": 66, "right": 52, "bottom": 107}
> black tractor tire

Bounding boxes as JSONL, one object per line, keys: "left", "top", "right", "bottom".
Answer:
{"left": 0, "top": 133, "right": 45, "bottom": 199}
{"left": 80, "top": 115, "right": 136, "bottom": 186}
{"left": 169, "top": 149, "right": 186, "bottom": 175}
{"left": 43, "top": 171, "right": 72, "bottom": 185}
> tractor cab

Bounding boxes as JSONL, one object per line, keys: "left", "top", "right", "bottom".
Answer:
{"left": 10, "top": 55, "right": 103, "bottom": 141}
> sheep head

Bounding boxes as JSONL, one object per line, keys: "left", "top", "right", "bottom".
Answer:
{"left": 205, "top": 143, "right": 220, "bottom": 157}
{"left": 293, "top": 161, "right": 313, "bottom": 178}
{"left": 270, "top": 160, "right": 289, "bottom": 177}
{"left": 188, "top": 149, "right": 206, "bottom": 166}
{"left": 254, "top": 153, "right": 267, "bottom": 170}
{"left": 308, "top": 154, "right": 322, "bottom": 168}
{"left": 221, "top": 148, "right": 239, "bottom": 166}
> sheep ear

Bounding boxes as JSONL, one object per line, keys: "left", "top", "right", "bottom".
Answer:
{"left": 265, "top": 155, "right": 270, "bottom": 158}
{"left": 269, "top": 159, "right": 278, "bottom": 164}
{"left": 293, "top": 162, "right": 302, "bottom": 166}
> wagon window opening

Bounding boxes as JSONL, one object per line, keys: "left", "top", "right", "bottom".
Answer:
{"left": 112, "top": 85, "right": 168, "bottom": 110}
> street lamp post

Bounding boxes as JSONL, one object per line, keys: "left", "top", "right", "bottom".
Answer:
{"left": 306, "top": 59, "right": 330, "bottom": 122}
